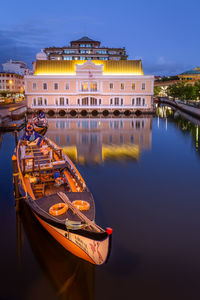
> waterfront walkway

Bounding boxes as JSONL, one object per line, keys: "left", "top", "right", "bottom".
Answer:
{"left": 159, "top": 98, "right": 200, "bottom": 119}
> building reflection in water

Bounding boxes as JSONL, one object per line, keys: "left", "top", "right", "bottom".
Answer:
{"left": 18, "top": 201, "right": 95, "bottom": 300}
{"left": 47, "top": 117, "right": 153, "bottom": 164}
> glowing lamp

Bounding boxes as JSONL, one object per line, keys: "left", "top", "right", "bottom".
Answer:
{"left": 106, "top": 227, "right": 113, "bottom": 235}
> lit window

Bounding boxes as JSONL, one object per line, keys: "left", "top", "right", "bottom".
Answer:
{"left": 54, "top": 83, "right": 58, "bottom": 90}
{"left": 121, "top": 83, "right": 124, "bottom": 90}
{"left": 90, "top": 82, "right": 97, "bottom": 91}
{"left": 110, "top": 98, "right": 113, "bottom": 105}
{"left": 55, "top": 98, "right": 58, "bottom": 106}
{"left": 81, "top": 82, "right": 88, "bottom": 91}
{"left": 43, "top": 83, "right": 47, "bottom": 90}
{"left": 132, "top": 83, "right": 135, "bottom": 90}
{"left": 38, "top": 97, "right": 43, "bottom": 106}
{"left": 142, "top": 83, "right": 145, "bottom": 90}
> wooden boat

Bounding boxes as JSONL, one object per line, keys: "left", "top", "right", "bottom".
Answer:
{"left": 16, "top": 132, "right": 112, "bottom": 265}
{"left": 33, "top": 111, "right": 48, "bottom": 129}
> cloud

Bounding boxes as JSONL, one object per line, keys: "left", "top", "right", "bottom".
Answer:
{"left": 0, "top": 25, "right": 51, "bottom": 68}
{"left": 143, "top": 56, "right": 191, "bottom": 76}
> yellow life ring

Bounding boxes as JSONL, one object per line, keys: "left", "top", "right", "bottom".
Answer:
{"left": 49, "top": 203, "right": 68, "bottom": 216}
{"left": 55, "top": 177, "right": 63, "bottom": 185}
{"left": 72, "top": 200, "right": 90, "bottom": 211}
{"left": 26, "top": 124, "right": 33, "bottom": 132}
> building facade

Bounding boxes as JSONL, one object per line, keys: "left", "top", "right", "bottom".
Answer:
{"left": 44, "top": 36, "right": 127, "bottom": 61}
{"left": 25, "top": 59, "right": 154, "bottom": 113}
{"left": 0, "top": 72, "right": 25, "bottom": 93}
{"left": 178, "top": 67, "right": 200, "bottom": 82}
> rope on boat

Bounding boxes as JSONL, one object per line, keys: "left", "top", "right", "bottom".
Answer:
{"left": 57, "top": 192, "right": 102, "bottom": 233}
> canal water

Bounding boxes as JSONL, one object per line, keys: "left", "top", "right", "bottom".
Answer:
{"left": 1, "top": 106, "right": 200, "bottom": 300}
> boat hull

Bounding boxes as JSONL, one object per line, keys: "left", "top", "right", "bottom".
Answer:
{"left": 34, "top": 212, "right": 110, "bottom": 265}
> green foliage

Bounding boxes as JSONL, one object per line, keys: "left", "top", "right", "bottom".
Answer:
{"left": 154, "top": 86, "right": 162, "bottom": 96}
{"left": 166, "top": 81, "right": 200, "bottom": 100}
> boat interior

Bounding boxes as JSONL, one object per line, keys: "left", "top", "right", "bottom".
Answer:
{"left": 17, "top": 137, "right": 97, "bottom": 226}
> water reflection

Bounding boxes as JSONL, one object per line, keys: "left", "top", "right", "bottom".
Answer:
{"left": 17, "top": 201, "right": 95, "bottom": 300}
{"left": 156, "top": 104, "right": 200, "bottom": 153}
{"left": 46, "top": 117, "right": 152, "bottom": 164}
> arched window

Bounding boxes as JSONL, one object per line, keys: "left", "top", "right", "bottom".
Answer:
{"left": 90, "top": 97, "right": 97, "bottom": 105}
{"left": 132, "top": 98, "right": 135, "bottom": 106}
{"left": 121, "top": 98, "right": 123, "bottom": 106}
{"left": 110, "top": 98, "right": 113, "bottom": 105}
{"left": 82, "top": 97, "right": 89, "bottom": 105}
{"left": 142, "top": 98, "right": 146, "bottom": 106}
{"left": 66, "top": 98, "right": 69, "bottom": 105}
{"left": 44, "top": 98, "right": 47, "bottom": 106}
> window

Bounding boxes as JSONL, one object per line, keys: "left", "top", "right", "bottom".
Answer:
{"left": 121, "top": 98, "right": 123, "bottom": 106}
{"left": 63, "top": 56, "right": 72, "bottom": 60}
{"left": 110, "top": 98, "right": 113, "bottom": 105}
{"left": 99, "top": 99, "right": 101, "bottom": 105}
{"left": 64, "top": 50, "right": 74, "bottom": 54}
{"left": 65, "top": 83, "right": 69, "bottom": 90}
{"left": 77, "top": 99, "right": 80, "bottom": 105}
{"left": 142, "top": 98, "right": 146, "bottom": 106}
{"left": 130, "top": 135, "right": 134, "bottom": 143}
{"left": 132, "top": 98, "right": 135, "bottom": 106}
{"left": 32, "top": 83, "right": 37, "bottom": 90}
{"left": 43, "top": 83, "right": 47, "bottom": 90}
{"left": 38, "top": 97, "right": 43, "bottom": 106}
{"left": 110, "top": 83, "right": 113, "bottom": 89}
{"left": 81, "top": 82, "right": 88, "bottom": 91}
{"left": 136, "top": 97, "right": 141, "bottom": 106}
{"left": 90, "top": 97, "right": 97, "bottom": 105}
{"left": 66, "top": 98, "right": 69, "bottom": 105}
{"left": 82, "top": 97, "right": 89, "bottom": 105}
{"left": 66, "top": 135, "right": 70, "bottom": 143}
{"left": 44, "top": 98, "right": 47, "bottom": 106}
{"left": 142, "top": 83, "right": 146, "bottom": 90}
{"left": 55, "top": 98, "right": 58, "bottom": 106}
{"left": 54, "top": 83, "right": 58, "bottom": 90}
{"left": 132, "top": 83, "right": 135, "bottom": 90}
{"left": 121, "top": 83, "right": 124, "bottom": 90}
{"left": 114, "top": 97, "right": 119, "bottom": 105}
{"left": 90, "top": 82, "right": 97, "bottom": 91}
{"left": 33, "top": 98, "right": 36, "bottom": 106}
{"left": 59, "top": 97, "right": 64, "bottom": 105}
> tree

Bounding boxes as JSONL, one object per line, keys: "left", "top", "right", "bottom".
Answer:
{"left": 154, "top": 86, "right": 162, "bottom": 96}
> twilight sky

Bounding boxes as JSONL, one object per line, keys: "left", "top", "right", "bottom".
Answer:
{"left": 0, "top": 0, "right": 199, "bottom": 75}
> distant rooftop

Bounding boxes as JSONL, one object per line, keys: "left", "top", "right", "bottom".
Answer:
{"left": 71, "top": 36, "right": 100, "bottom": 43}
{"left": 180, "top": 67, "right": 200, "bottom": 75}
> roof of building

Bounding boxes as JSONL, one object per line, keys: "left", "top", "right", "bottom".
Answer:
{"left": 34, "top": 60, "right": 144, "bottom": 75}
{"left": 180, "top": 67, "right": 200, "bottom": 75}
{"left": 71, "top": 36, "right": 100, "bottom": 43}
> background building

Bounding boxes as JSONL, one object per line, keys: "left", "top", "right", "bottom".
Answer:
{"left": 2, "top": 60, "right": 31, "bottom": 75}
{"left": 178, "top": 67, "right": 200, "bottom": 82}
{"left": 44, "top": 36, "right": 128, "bottom": 61}
{"left": 0, "top": 72, "right": 24, "bottom": 93}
